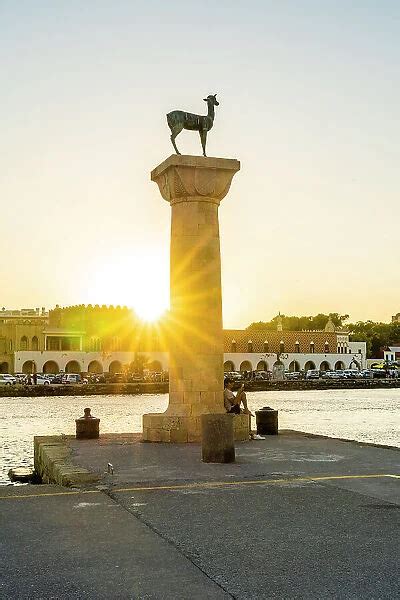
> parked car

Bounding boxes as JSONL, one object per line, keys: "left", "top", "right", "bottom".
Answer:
{"left": 61, "top": 373, "right": 82, "bottom": 384}
{"left": 109, "top": 373, "right": 127, "bottom": 384}
{"left": 285, "top": 371, "right": 302, "bottom": 380}
{"left": 322, "top": 371, "right": 342, "bottom": 379}
{"left": 87, "top": 374, "right": 105, "bottom": 384}
{"left": 0, "top": 374, "right": 17, "bottom": 385}
{"left": 227, "top": 371, "right": 243, "bottom": 381}
{"left": 305, "top": 369, "right": 320, "bottom": 380}
{"left": 253, "top": 370, "right": 271, "bottom": 380}
{"left": 372, "top": 369, "right": 387, "bottom": 379}
{"left": 127, "top": 374, "right": 143, "bottom": 383}
{"left": 360, "top": 369, "right": 374, "bottom": 379}
{"left": 34, "top": 375, "right": 50, "bottom": 385}
{"left": 342, "top": 369, "right": 362, "bottom": 379}
{"left": 253, "top": 372, "right": 267, "bottom": 381}
{"left": 45, "top": 374, "right": 56, "bottom": 382}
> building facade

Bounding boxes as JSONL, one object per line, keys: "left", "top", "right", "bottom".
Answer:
{"left": 222, "top": 318, "right": 366, "bottom": 373}
{"left": 0, "top": 308, "right": 48, "bottom": 373}
{"left": 383, "top": 346, "right": 400, "bottom": 363}
{"left": 6, "top": 307, "right": 366, "bottom": 375}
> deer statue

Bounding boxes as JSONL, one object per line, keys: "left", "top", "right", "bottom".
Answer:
{"left": 166, "top": 94, "right": 219, "bottom": 157}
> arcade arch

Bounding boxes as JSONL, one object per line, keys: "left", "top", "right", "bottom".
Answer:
{"left": 239, "top": 360, "right": 252, "bottom": 372}
{"left": 349, "top": 358, "right": 361, "bottom": 370}
{"left": 43, "top": 361, "right": 59, "bottom": 374}
{"left": 88, "top": 360, "right": 103, "bottom": 374}
{"left": 22, "top": 360, "right": 35, "bottom": 374}
{"left": 224, "top": 360, "right": 235, "bottom": 372}
{"left": 0, "top": 362, "right": 9, "bottom": 373}
{"left": 65, "top": 360, "right": 81, "bottom": 373}
{"left": 288, "top": 360, "right": 300, "bottom": 372}
{"left": 256, "top": 360, "right": 268, "bottom": 371}
{"left": 335, "top": 361, "right": 345, "bottom": 371}
{"left": 304, "top": 361, "right": 316, "bottom": 371}
{"left": 109, "top": 360, "right": 122, "bottom": 374}
{"left": 320, "top": 361, "right": 331, "bottom": 371}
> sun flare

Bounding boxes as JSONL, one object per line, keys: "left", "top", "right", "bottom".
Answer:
{"left": 133, "top": 295, "right": 168, "bottom": 322}
{"left": 84, "top": 251, "right": 169, "bottom": 322}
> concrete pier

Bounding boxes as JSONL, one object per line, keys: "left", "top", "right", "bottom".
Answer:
{"left": 2, "top": 431, "right": 399, "bottom": 599}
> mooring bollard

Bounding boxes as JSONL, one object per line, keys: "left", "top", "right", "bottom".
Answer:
{"left": 201, "top": 414, "right": 235, "bottom": 463}
{"left": 75, "top": 407, "right": 100, "bottom": 439}
{"left": 255, "top": 406, "right": 278, "bottom": 435}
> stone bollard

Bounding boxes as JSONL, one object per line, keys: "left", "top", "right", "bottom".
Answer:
{"left": 201, "top": 414, "right": 235, "bottom": 463}
{"left": 255, "top": 407, "right": 278, "bottom": 435}
{"left": 75, "top": 407, "right": 100, "bottom": 439}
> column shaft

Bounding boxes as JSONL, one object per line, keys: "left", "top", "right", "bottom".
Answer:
{"left": 168, "top": 200, "right": 224, "bottom": 416}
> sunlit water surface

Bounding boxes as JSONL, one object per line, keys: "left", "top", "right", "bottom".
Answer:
{"left": 1, "top": 389, "right": 399, "bottom": 484}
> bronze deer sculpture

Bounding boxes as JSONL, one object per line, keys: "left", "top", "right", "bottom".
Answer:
{"left": 167, "top": 94, "right": 219, "bottom": 157}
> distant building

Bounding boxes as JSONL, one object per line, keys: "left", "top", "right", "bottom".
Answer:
{"left": 3, "top": 306, "right": 367, "bottom": 374}
{"left": 13, "top": 304, "right": 167, "bottom": 375}
{"left": 383, "top": 346, "right": 400, "bottom": 363}
{"left": 0, "top": 308, "right": 48, "bottom": 374}
{"left": 223, "top": 316, "right": 366, "bottom": 373}
{"left": 0, "top": 307, "right": 48, "bottom": 319}
{"left": 392, "top": 313, "right": 400, "bottom": 323}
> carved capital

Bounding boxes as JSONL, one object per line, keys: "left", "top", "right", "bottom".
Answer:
{"left": 151, "top": 155, "right": 240, "bottom": 205}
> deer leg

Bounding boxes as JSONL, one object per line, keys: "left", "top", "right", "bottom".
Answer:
{"left": 170, "top": 124, "right": 183, "bottom": 155}
{"left": 199, "top": 129, "right": 207, "bottom": 157}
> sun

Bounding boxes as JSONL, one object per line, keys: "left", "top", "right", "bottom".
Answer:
{"left": 83, "top": 250, "right": 169, "bottom": 322}
{"left": 133, "top": 294, "right": 168, "bottom": 322}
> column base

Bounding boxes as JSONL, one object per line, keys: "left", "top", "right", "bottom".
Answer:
{"left": 142, "top": 413, "right": 249, "bottom": 443}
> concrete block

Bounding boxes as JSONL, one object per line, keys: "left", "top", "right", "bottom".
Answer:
{"left": 160, "top": 430, "right": 172, "bottom": 443}
{"left": 201, "top": 414, "right": 235, "bottom": 463}
{"left": 147, "top": 429, "right": 163, "bottom": 442}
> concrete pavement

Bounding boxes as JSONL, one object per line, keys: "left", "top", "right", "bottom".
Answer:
{"left": 1, "top": 432, "right": 399, "bottom": 599}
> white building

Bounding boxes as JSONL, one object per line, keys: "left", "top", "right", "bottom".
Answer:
{"left": 14, "top": 317, "right": 366, "bottom": 375}
{"left": 383, "top": 346, "right": 400, "bottom": 363}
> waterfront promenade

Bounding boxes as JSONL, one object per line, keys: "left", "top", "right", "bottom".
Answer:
{"left": 1, "top": 431, "right": 399, "bottom": 598}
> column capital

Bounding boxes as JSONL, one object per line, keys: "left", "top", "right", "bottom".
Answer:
{"left": 151, "top": 154, "right": 240, "bottom": 205}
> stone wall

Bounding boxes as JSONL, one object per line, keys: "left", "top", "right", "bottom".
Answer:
{"left": 0, "top": 382, "right": 169, "bottom": 397}
{"left": 143, "top": 413, "right": 249, "bottom": 443}
{"left": 34, "top": 435, "right": 100, "bottom": 487}
{"left": 2, "top": 378, "right": 400, "bottom": 398}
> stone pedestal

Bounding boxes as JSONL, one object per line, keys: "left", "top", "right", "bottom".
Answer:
{"left": 142, "top": 155, "right": 247, "bottom": 442}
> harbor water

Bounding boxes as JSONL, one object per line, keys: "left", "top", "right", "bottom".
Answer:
{"left": 1, "top": 388, "right": 399, "bottom": 485}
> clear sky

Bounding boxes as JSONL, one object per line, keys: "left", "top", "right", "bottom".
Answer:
{"left": 1, "top": 1, "right": 399, "bottom": 327}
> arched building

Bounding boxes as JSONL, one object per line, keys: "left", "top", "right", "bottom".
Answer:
{"left": 7, "top": 306, "right": 366, "bottom": 375}
{"left": 222, "top": 317, "right": 366, "bottom": 373}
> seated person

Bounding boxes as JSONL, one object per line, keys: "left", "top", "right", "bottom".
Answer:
{"left": 224, "top": 379, "right": 254, "bottom": 416}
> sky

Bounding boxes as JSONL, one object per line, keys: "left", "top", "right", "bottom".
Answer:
{"left": 1, "top": 1, "right": 399, "bottom": 327}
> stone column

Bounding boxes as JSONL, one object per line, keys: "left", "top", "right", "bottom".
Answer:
{"left": 142, "top": 155, "right": 248, "bottom": 443}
